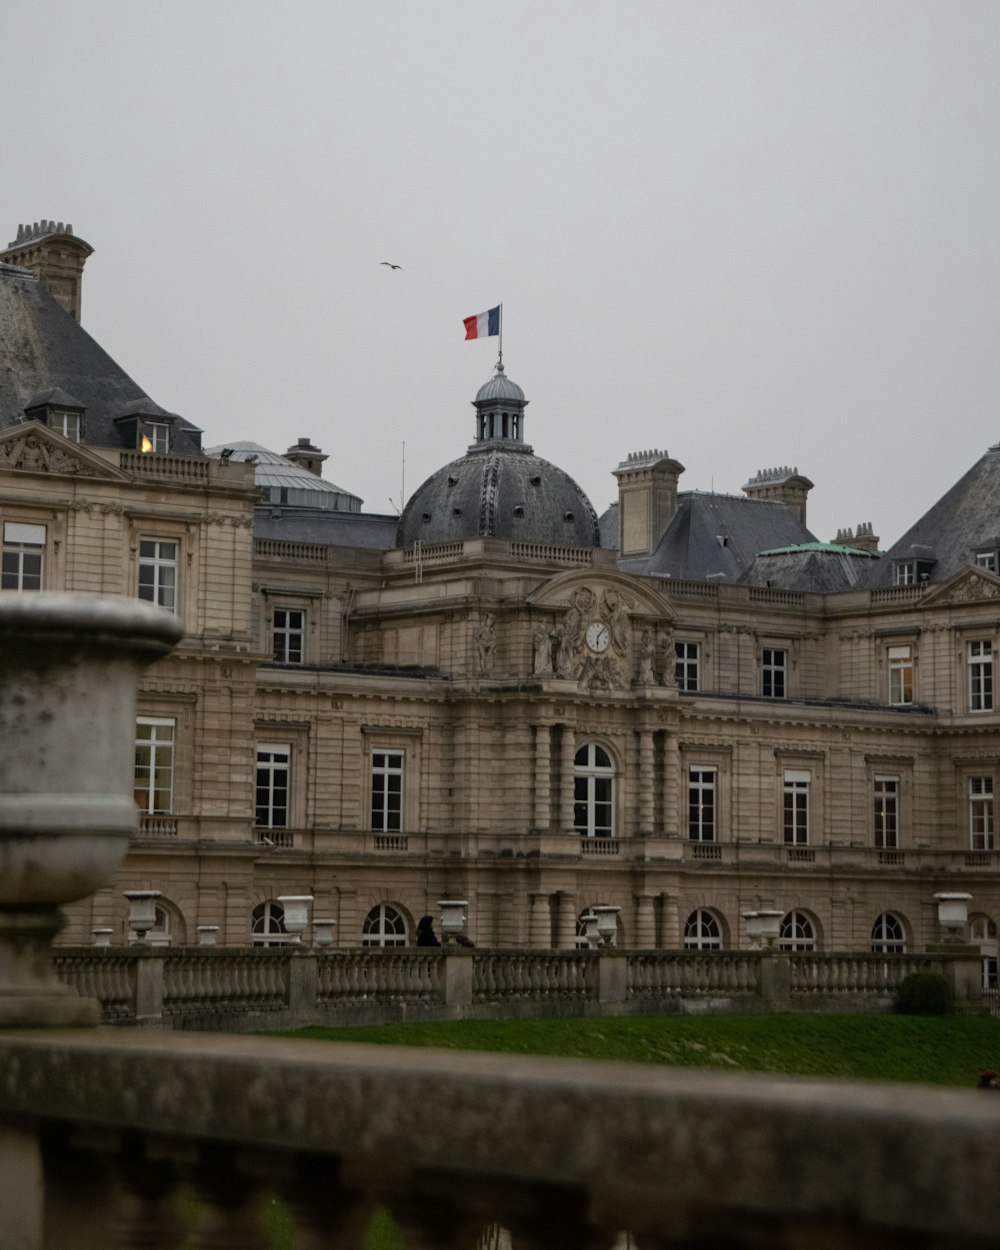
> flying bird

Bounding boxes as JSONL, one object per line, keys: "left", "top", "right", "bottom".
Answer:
{"left": 380, "top": 261, "right": 403, "bottom": 270}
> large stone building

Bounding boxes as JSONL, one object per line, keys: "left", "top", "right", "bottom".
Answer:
{"left": 2, "top": 220, "right": 999, "bottom": 974}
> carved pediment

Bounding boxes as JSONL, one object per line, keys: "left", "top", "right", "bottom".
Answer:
{"left": 526, "top": 568, "right": 676, "bottom": 619}
{"left": 0, "top": 424, "right": 129, "bottom": 481}
{"left": 921, "top": 566, "right": 1000, "bottom": 607}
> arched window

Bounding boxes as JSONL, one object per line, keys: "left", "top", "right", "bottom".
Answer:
{"left": 684, "top": 909, "right": 723, "bottom": 950}
{"left": 871, "top": 912, "right": 906, "bottom": 953}
{"left": 251, "top": 901, "right": 287, "bottom": 947}
{"left": 779, "top": 910, "right": 817, "bottom": 951}
{"left": 574, "top": 744, "right": 614, "bottom": 837}
{"left": 362, "top": 904, "right": 409, "bottom": 948}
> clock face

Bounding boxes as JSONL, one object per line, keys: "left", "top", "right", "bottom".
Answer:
{"left": 585, "top": 621, "right": 610, "bottom": 653}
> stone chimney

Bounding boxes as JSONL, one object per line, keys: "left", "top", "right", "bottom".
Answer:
{"left": 284, "top": 437, "right": 328, "bottom": 478}
{"left": 834, "top": 521, "right": 880, "bottom": 553}
{"left": 613, "top": 449, "right": 685, "bottom": 557}
{"left": 742, "top": 466, "right": 814, "bottom": 527}
{"left": 0, "top": 221, "right": 94, "bottom": 322}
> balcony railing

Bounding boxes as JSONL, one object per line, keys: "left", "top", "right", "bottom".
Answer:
{"left": 50, "top": 946, "right": 982, "bottom": 1031}
{"left": 1, "top": 1027, "right": 999, "bottom": 1249}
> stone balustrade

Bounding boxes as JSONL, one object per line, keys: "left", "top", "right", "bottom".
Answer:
{"left": 1, "top": 1027, "right": 999, "bottom": 1249}
{"left": 50, "top": 946, "right": 982, "bottom": 1031}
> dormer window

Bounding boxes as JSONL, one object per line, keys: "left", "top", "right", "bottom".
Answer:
{"left": 141, "top": 422, "right": 170, "bottom": 454}
{"left": 893, "top": 558, "right": 935, "bottom": 586}
{"left": 52, "top": 410, "right": 81, "bottom": 442}
{"left": 974, "top": 549, "right": 999, "bottom": 574}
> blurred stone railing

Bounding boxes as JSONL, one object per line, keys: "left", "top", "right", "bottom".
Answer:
{"left": 4, "top": 1028, "right": 1000, "bottom": 1249}
{"left": 51, "top": 946, "right": 982, "bottom": 1030}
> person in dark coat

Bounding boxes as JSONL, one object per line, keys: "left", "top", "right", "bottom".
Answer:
{"left": 416, "top": 915, "right": 440, "bottom": 946}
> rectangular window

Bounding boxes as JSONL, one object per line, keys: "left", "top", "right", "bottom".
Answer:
{"left": 783, "top": 770, "right": 809, "bottom": 845}
{"left": 969, "top": 640, "right": 993, "bottom": 712}
{"left": 893, "top": 561, "right": 915, "bottom": 586}
{"left": 888, "top": 645, "right": 913, "bottom": 705}
{"left": 675, "top": 641, "right": 700, "bottom": 692}
{"left": 140, "top": 422, "right": 170, "bottom": 453}
{"left": 272, "top": 608, "right": 305, "bottom": 663}
{"left": 1, "top": 521, "right": 46, "bottom": 590}
{"left": 371, "top": 750, "right": 404, "bottom": 832}
{"left": 134, "top": 718, "right": 175, "bottom": 814}
{"left": 138, "top": 538, "right": 177, "bottom": 612}
{"left": 52, "top": 411, "right": 81, "bottom": 442}
{"left": 688, "top": 767, "right": 716, "bottom": 841}
{"left": 975, "top": 551, "right": 998, "bottom": 573}
{"left": 256, "top": 744, "right": 290, "bottom": 828}
{"left": 874, "top": 775, "right": 899, "bottom": 849}
{"left": 762, "top": 648, "right": 786, "bottom": 699}
{"left": 970, "top": 776, "right": 995, "bottom": 851}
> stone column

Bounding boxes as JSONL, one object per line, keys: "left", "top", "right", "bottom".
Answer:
{"left": 662, "top": 732, "right": 680, "bottom": 836}
{"left": 634, "top": 893, "right": 657, "bottom": 948}
{"left": 660, "top": 891, "right": 681, "bottom": 949}
{"left": 560, "top": 724, "right": 576, "bottom": 834}
{"left": 529, "top": 892, "right": 552, "bottom": 949}
{"left": 533, "top": 724, "right": 551, "bottom": 831}
{"left": 638, "top": 729, "right": 654, "bottom": 834}
{"left": 555, "top": 892, "right": 578, "bottom": 949}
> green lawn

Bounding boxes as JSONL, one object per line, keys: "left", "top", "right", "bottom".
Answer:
{"left": 278, "top": 1011, "right": 1000, "bottom": 1088}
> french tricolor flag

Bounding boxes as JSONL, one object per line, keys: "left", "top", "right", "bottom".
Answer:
{"left": 463, "top": 306, "right": 501, "bottom": 340}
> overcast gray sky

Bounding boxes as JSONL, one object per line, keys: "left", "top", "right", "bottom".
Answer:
{"left": 5, "top": 1, "right": 998, "bottom": 545}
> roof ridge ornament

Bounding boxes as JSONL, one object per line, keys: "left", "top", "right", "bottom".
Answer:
{"left": 10, "top": 220, "right": 75, "bottom": 248}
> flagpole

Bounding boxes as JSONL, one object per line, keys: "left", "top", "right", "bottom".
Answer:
{"left": 498, "top": 303, "right": 503, "bottom": 369}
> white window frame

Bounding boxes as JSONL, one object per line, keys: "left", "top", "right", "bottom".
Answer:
{"left": 134, "top": 717, "right": 175, "bottom": 815}
{"left": 779, "top": 910, "right": 817, "bottom": 951}
{"left": 138, "top": 537, "right": 178, "bottom": 613}
{"left": 1, "top": 521, "right": 46, "bottom": 591}
{"left": 675, "top": 640, "right": 700, "bottom": 692}
{"left": 974, "top": 551, "right": 998, "bottom": 574}
{"left": 888, "top": 644, "right": 914, "bottom": 706}
{"left": 684, "top": 908, "right": 723, "bottom": 950}
{"left": 256, "top": 743, "right": 290, "bottom": 829}
{"left": 969, "top": 775, "right": 995, "bottom": 851}
{"left": 252, "top": 901, "right": 288, "bottom": 947}
{"left": 873, "top": 775, "right": 899, "bottom": 849}
{"left": 140, "top": 421, "right": 170, "bottom": 454}
{"left": 871, "top": 912, "right": 906, "bottom": 953}
{"left": 52, "top": 410, "right": 81, "bottom": 442}
{"left": 362, "top": 903, "right": 409, "bottom": 947}
{"left": 893, "top": 561, "right": 916, "bottom": 586}
{"left": 574, "top": 742, "right": 615, "bottom": 838}
{"left": 969, "top": 640, "right": 993, "bottom": 712}
{"left": 272, "top": 607, "right": 305, "bottom": 664}
{"left": 761, "top": 648, "right": 786, "bottom": 699}
{"left": 783, "top": 769, "right": 810, "bottom": 845}
{"left": 371, "top": 749, "right": 405, "bottom": 832}
{"left": 688, "top": 766, "right": 716, "bottom": 841}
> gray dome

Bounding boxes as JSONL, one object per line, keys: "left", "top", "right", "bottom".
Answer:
{"left": 475, "top": 366, "right": 525, "bottom": 404}
{"left": 397, "top": 444, "right": 601, "bottom": 547}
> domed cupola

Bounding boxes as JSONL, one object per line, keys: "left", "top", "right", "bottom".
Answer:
{"left": 397, "top": 364, "right": 601, "bottom": 549}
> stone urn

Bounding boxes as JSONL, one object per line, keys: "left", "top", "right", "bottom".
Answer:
{"left": 277, "top": 894, "right": 314, "bottom": 944}
{"left": 592, "top": 905, "right": 621, "bottom": 947}
{"left": 580, "top": 912, "right": 602, "bottom": 949}
{"left": 0, "top": 594, "right": 182, "bottom": 1025}
{"left": 313, "top": 918, "right": 337, "bottom": 947}
{"left": 123, "top": 889, "right": 161, "bottom": 943}
{"left": 934, "top": 892, "right": 972, "bottom": 942}
{"left": 743, "top": 910, "right": 784, "bottom": 950}
{"left": 438, "top": 899, "right": 469, "bottom": 943}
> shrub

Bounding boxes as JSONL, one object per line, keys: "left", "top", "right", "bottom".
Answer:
{"left": 895, "top": 972, "right": 954, "bottom": 1016}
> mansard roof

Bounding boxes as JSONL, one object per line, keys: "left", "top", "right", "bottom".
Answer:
{"left": 863, "top": 441, "right": 1000, "bottom": 587}
{"left": 0, "top": 263, "right": 203, "bottom": 455}
{"left": 611, "top": 491, "right": 817, "bottom": 582}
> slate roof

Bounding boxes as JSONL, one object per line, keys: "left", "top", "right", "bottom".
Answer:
{"left": 0, "top": 262, "right": 203, "bottom": 454}
{"left": 861, "top": 442, "right": 1000, "bottom": 587}
{"left": 397, "top": 443, "right": 602, "bottom": 548}
{"left": 254, "top": 506, "right": 398, "bottom": 550}
{"left": 609, "top": 491, "right": 818, "bottom": 582}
